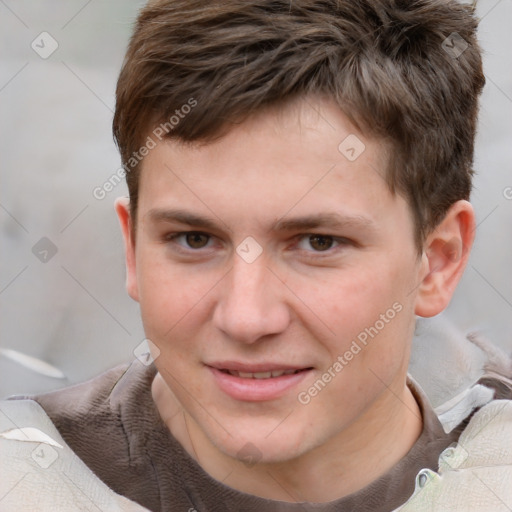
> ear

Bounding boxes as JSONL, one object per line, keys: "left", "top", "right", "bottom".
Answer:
{"left": 414, "top": 200, "right": 475, "bottom": 318}
{"left": 114, "top": 197, "right": 139, "bottom": 302}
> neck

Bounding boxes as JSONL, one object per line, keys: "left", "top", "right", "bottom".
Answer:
{"left": 152, "top": 373, "right": 422, "bottom": 503}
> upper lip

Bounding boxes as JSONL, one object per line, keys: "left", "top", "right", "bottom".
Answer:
{"left": 207, "top": 361, "right": 311, "bottom": 372}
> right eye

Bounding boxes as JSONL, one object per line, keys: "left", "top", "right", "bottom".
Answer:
{"left": 165, "top": 231, "right": 213, "bottom": 250}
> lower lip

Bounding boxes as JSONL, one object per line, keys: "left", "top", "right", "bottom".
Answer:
{"left": 207, "top": 366, "right": 312, "bottom": 401}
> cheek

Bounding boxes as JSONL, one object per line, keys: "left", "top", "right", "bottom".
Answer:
{"left": 338, "top": 264, "right": 415, "bottom": 372}
{"left": 312, "top": 263, "right": 398, "bottom": 330}
{"left": 302, "top": 255, "right": 415, "bottom": 362}
{"left": 136, "top": 249, "right": 195, "bottom": 335}
{"left": 136, "top": 247, "right": 224, "bottom": 350}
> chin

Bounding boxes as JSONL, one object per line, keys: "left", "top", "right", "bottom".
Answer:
{"left": 205, "top": 416, "right": 318, "bottom": 465}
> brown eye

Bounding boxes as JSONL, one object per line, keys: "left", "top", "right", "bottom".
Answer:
{"left": 186, "top": 232, "right": 210, "bottom": 249}
{"left": 308, "top": 235, "right": 334, "bottom": 251}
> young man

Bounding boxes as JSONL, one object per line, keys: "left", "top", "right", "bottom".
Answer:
{"left": 1, "top": 1, "right": 511, "bottom": 510}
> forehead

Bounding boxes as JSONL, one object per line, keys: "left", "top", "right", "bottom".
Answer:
{"left": 136, "top": 97, "right": 409, "bottom": 236}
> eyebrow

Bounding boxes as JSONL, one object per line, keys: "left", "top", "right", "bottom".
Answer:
{"left": 146, "top": 208, "right": 376, "bottom": 234}
{"left": 146, "top": 208, "right": 220, "bottom": 231}
{"left": 272, "top": 213, "right": 377, "bottom": 233}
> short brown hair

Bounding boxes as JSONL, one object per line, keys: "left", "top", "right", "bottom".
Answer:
{"left": 113, "top": 0, "right": 485, "bottom": 248}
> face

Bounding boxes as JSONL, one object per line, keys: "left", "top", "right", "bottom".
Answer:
{"left": 120, "top": 97, "right": 428, "bottom": 464}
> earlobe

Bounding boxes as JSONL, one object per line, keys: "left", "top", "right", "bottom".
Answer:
{"left": 414, "top": 200, "right": 475, "bottom": 318}
{"left": 114, "top": 197, "right": 139, "bottom": 302}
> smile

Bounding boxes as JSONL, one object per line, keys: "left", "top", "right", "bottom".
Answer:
{"left": 207, "top": 364, "right": 313, "bottom": 401}
{"left": 219, "top": 369, "right": 304, "bottom": 379}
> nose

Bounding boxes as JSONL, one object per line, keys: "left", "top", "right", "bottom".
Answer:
{"left": 212, "top": 255, "right": 291, "bottom": 344}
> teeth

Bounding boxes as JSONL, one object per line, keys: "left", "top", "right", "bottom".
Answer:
{"left": 226, "top": 369, "right": 301, "bottom": 379}
{"left": 253, "top": 371, "right": 272, "bottom": 379}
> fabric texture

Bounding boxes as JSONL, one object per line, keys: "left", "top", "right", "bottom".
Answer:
{"left": 0, "top": 398, "right": 150, "bottom": 511}
{"left": 393, "top": 399, "right": 512, "bottom": 511}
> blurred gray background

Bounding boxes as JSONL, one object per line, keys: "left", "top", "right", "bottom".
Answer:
{"left": 1, "top": 0, "right": 511, "bottom": 399}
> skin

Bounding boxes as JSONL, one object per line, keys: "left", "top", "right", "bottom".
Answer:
{"left": 115, "top": 96, "right": 475, "bottom": 503}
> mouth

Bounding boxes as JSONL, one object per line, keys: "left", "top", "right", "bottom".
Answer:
{"left": 218, "top": 368, "right": 307, "bottom": 379}
{"left": 206, "top": 363, "right": 313, "bottom": 401}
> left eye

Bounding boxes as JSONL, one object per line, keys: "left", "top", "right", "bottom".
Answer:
{"left": 297, "top": 234, "right": 344, "bottom": 252}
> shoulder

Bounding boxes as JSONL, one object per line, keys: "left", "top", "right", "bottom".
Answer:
{"left": 20, "top": 363, "right": 160, "bottom": 496}
{"left": 25, "top": 364, "right": 132, "bottom": 453}
{"left": 395, "top": 398, "right": 512, "bottom": 511}
{"left": 30, "top": 361, "right": 156, "bottom": 455}
{"left": 398, "top": 327, "right": 512, "bottom": 511}
{"left": 0, "top": 397, "right": 151, "bottom": 511}
{"left": 32, "top": 363, "right": 132, "bottom": 415}
{"left": 29, "top": 361, "right": 159, "bottom": 427}
{"left": 1, "top": 362, "right": 167, "bottom": 510}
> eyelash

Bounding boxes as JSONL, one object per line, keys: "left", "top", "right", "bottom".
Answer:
{"left": 295, "top": 234, "right": 350, "bottom": 253}
{"left": 163, "top": 232, "right": 216, "bottom": 253}
{"left": 163, "top": 231, "right": 352, "bottom": 256}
